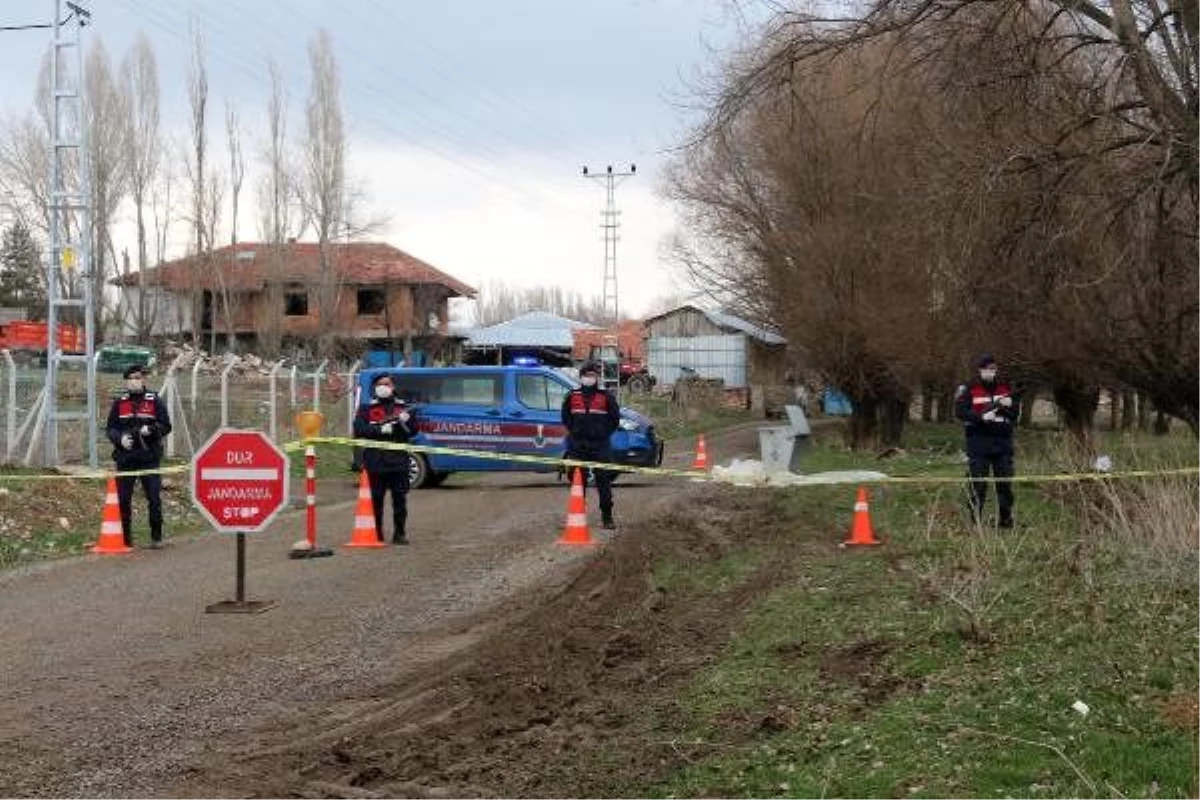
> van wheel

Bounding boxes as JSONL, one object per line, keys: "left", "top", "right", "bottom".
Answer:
{"left": 409, "top": 454, "right": 430, "bottom": 489}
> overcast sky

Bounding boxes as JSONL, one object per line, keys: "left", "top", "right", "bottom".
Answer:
{"left": 0, "top": 0, "right": 769, "bottom": 319}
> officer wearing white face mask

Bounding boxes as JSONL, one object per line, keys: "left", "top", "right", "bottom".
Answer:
{"left": 561, "top": 361, "right": 621, "bottom": 529}
{"left": 105, "top": 364, "right": 172, "bottom": 548}
{"left": 954, "top": 353, "right": 1020, "bottom": 528}
{"left": 353, "top": 373, "right": 418, "bottom": 544}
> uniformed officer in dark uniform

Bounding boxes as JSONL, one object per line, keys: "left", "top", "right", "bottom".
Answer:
{"left": 954, "top": 353, "right": 1020, "bottom": 528}
{"left": 105, "top": 364, "right": 172, "bottom": 548}
{"left": 353, "top": 373, "right": 418, "bottom": 544}
{"left": 561, "top": 361, "right": 621, "bottom": 529}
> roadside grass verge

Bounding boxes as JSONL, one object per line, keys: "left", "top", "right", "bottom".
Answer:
{"left": 625, "top": 394, "right": 752, "bottom": 442}
{"left": 639, "top": 423, "right": 1198, "bottom": 798}
{"left": 0, "top": 462, "right": 202, "bottom": 566}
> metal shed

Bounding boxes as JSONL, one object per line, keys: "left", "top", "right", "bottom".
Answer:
{"left": 643, "top": 305, "right": 786, "bottom": 389}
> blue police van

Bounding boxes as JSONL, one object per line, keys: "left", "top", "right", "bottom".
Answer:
{"left": 353, "top": 365, "right": 664, "bottom": 488}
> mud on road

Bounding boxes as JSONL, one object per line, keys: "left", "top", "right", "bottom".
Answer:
{"left": 0, "top": 426, "right": 771, "bottom": 798}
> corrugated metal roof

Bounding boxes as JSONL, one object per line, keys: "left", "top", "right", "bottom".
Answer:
{"left": 644, "top": 304, "right": 786, "bottom": 345}
{"left": 467, "top": 311, "right": 599, "bottom": 348}
{"left": 702, "top": 309, "right": 786, "bottom": 345}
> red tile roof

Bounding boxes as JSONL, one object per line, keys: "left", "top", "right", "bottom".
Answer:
{"left": 111, "top": 241, "right": 476, "bottom": 298}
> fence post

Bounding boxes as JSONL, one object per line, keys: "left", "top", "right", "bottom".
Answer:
{"left": 345, "top": 359, "right": 361, "bottom": 437}
{"left": 162, "top": 351, "right": 191, "bottom": 458}
{"left": 220, "top": 358, "right": 237, "bottom": 427}
{"left": 2, "top": 350, "right": 15, "bottom": 462}
{"left": 191, "top": 357, "right": 204, "bottom": 413}
{"left": 311, "top": 359, "right": 328, "bottom": 413}
{"left": 268, "top": 359, "right": 286, "bottom": 442}
{"left": 20, "top": 386, "right": 46, "bottom": 466}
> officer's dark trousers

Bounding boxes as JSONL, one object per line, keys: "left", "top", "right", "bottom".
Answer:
{"left": 116, "top": 469, "right": 163, "bottom": 545}
{"left": 367, "top": 469, "right": 409, "bottom": 542}
{"left": 567, "top": 447, "right": 614, "bottom": 520}
{"left": 967, "top": 449, "right": 1014, "bottom": 526}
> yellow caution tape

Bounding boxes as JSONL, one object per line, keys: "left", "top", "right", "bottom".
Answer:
{"left": 0, "top": 435, "right": 1194, "bottom": 486}
{"left": 289, "top": 435, "right": 707, "bottom": 480}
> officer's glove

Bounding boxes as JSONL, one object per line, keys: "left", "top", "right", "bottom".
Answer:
{"left": 380, "top": 422, "right": 395, "bottom": 435}
{"left": 998, "top": 396, "right": 1013, "bottom": 408}
{"left": 398, "top": 411, "right": 410, "bottom": 423}
{"left": 981, "top": 410, "right": 999, "bottom": 423}
{"left": 139, "top": 424, "right": 153, "bottom": 437}
{"left": 120, "top": 433, "right": 135, "bottom": 450}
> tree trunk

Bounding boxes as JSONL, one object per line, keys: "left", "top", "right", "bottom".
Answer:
{"left": 1053, "top": 383, "right": 1099, "bottom": 453}
{"left": 879, "top": 396, "right": 908, "bottom": 448}
{"left": 846, "top": 395, "right": 878, "bottom": 451}
{"left": 1153, "top": 411, "right": 1170, "bottom": 435}
{"left": 1119, "top": 390, "right": 1136, "bottom": 431}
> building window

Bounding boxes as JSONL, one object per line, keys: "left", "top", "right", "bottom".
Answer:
{"left": 357, "top": 288, "right": 386, "bottom": 315}
{"left": 284, "top": 291, "right": 309, "bottom": 316}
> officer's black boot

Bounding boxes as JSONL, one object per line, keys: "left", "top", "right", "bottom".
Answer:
{"left": 121, "top": 514, "right": 133, "bottom": 548}
{"left": 392, "top": 510, "right": 408, "bottom": 544}
{"left": 601, "top": 506, "right": 615, "bottom": 530}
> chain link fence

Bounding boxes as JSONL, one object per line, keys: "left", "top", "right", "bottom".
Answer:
{"left": 0, "top": 353, "right": 361, "bottom": 468}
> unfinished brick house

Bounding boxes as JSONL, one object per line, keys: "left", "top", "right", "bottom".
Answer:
{"left": 112, "top": 241, "right": 476, "bottom": 359}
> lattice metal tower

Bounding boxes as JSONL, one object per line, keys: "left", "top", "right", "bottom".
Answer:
{"left": 581, "top": 163, "right": 635, "bottom": 324}
{"left": 44, "top": 0, "right": 96, "bottom": 466}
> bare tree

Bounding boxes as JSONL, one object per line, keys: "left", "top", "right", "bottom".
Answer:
{"left": 0, "top": 113, "right": 52, "bottom": 250}
{"left": 84, "top": 39, "right": 132, "bottom": 333}
{"left": 700, "top": 0, "right": 1200, "bottom": 441}
{"left": 298, "top": 28, "right": 346, "bottom": 358}
{"left": 256, "top": 59, "right": 295, "bottom": 358}
{"left": 219, "top": 99, "right": 245, "bottom": 349}
{"left": 473, "top": 280, "right": 608, "bottom": 326}
{"left": 118, "top": 33, "right": 161, "bottom": 341}
{"left": 184, "top": 19, "right": 208, "bottom": 347}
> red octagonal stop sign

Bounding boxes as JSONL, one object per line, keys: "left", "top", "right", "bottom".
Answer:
{"left": 192, "top": 428, "right": 291, "bottom": 533}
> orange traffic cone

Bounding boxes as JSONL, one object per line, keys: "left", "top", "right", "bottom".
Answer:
{"left": 557, "top": 468, "right": 594, "bottom": 546}
{"left": 692, "top": 434, "right": 710, "bottom": 471}
{"left": 843, "top": 487, "right": 881, "bottom": 546}
{"left": 92, "top": 477, "right": 132, "bottom": 554}
{"left": 343, "top": 471, "right": 387, "bottom": 548}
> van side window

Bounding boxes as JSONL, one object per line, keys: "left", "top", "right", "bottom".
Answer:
{"left": 517, "top": 374, "right": 569, "bottom": 412}
{"left": 437, "top": 376, "right": 500, "bottom": 406}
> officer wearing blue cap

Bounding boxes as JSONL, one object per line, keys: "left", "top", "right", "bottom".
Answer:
{"left": 954, "top": 353, "right": 1020, "bottom": 528}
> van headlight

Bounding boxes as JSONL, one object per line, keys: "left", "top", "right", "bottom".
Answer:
{"left": 619, "top": 418, "right": 640, "bottom": 432}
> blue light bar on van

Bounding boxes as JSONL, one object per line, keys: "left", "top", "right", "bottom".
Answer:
{"left": 511, "top": 356, "right": 540, "bottom": 367}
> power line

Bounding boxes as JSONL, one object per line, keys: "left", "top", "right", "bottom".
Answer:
{"left": 109, "top": 0, "right": 587, "bottom": 224}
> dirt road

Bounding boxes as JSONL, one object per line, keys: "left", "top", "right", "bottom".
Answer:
{"left": 0, "top": 427, "right": 765, "bottom": 798}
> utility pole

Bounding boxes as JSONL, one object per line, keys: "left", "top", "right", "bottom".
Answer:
{"left": 45, "top": 0, "right": 96, "bottom": 467}
{"left": 581, "top": 163, "right": 635, "bottom": 325}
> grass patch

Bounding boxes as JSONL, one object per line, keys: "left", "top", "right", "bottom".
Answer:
{"left": 0, "top": 462, "right": 204, "bottom": 567}
{"left": 625, "top": 394, "right": 753, "bottom": 442}
{"left": 635, "top": 423, "right": 1198, "bottom": 798}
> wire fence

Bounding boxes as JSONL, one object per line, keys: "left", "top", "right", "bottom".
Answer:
{"left": 0, "top": 353, "right": 361, "bottom": 468}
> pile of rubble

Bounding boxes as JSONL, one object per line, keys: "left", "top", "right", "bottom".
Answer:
{"left": 159, "top": 342, "right": 283, "bottom": 376}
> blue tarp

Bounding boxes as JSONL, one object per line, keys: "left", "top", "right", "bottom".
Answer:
{"left": 364, "top": 350, "right": 427, "bottom": 369}
{"left": 822, "top": 388, "right": 853, "bottom": 416}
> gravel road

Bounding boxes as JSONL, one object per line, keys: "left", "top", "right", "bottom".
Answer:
{"left": 0, "top": 420, "right": 783, "bottom": 799}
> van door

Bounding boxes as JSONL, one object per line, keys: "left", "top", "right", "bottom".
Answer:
{"left": 507, "top": 370, "right": 571, "bottom": 470}
{"left": 400, "top": 371, "right": 507, "bottom": 472}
